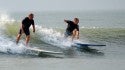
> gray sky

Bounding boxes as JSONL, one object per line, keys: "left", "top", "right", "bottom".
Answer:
{"left": 0, "top": 0, "right": 125, "bottom": 12}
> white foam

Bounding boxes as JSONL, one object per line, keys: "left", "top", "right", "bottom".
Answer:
{"left": 0, "top": 35, "right": 26, "bottom": 54}
{"left": 36, "top": 26, "right": 73, "bottom": 49}
{"left": 0, "top": 13, "right": 25, "bottom": 54}
{"left": 0, "top": 13, "right": 15, "bottom": 32}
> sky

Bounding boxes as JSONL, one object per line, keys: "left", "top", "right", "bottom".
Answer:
{"left": 0, "top": 0, "right": 125, "bottom": 12}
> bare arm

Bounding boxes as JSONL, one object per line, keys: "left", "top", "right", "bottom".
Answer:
{"left": 20, "top": 23, "right": 24, "bottom": 33}
{"left": 64, "top": 19, "right": 68, "bottom": 23}
{"left": 64, "top": 19, "right": 67, "bottom": 22}
{"left": 32, "top": 25, "right": 35, "bottom": 33}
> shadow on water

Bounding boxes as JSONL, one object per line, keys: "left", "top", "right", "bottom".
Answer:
{"left": 0, "top": 52, "right": 38, "bottom": 58}
{"left": 76, "top": 46, "right": 104, "bottom": 56}
{"left": 38, "top": 52, "right": 64, "bottom": 58}
{"left": 0, "top": 46, "right": 104, "bottom": 58}
{"left": 0, "top": 52, "right": 64, "bottom": 59}
{"left": 0, "top": 49, "right": 64, "bottom": 58}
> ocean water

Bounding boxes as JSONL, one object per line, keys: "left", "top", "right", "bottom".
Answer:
{"left": 0, "top": 11, "right": 125, "bottom": 70}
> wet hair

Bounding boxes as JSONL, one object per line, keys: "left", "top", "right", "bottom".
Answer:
{"left": 74, "top": 18, "right": 79, "bottom": 21}
{"left": 29, "top": 13, "right": 34, "bottom": 17}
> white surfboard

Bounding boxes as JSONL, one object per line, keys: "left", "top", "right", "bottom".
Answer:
{"left": 26, "top": 47, "right": 63, "bottom": 54}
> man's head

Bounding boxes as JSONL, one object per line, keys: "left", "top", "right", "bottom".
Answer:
{"left": 28, "top": 13, "right": 34, "bottom": 20}
{"left": 74, "top": 18, "right": 79, "bottom": 24}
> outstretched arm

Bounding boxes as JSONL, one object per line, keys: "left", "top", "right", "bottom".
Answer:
{"left": 64, "top": 19, "right": 67, "bottom": 23}
{"left": 64, "top": 19, "right": 69, "bottom": 23}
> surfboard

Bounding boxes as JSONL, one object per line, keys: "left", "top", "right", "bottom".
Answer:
{"left": 27, "top": 48, "right": 62, "bottom": 54}
{"left": 26, "top": 47, "right": 63, "bottom": 57}
{"left": 72, "top": 43, "right": 105, "bottom": 55}
{"left": 75, "top": 43, "right": 106, "bottom": 46}
{"left": 72, "top": 43, "right": 106, "bottom": 48}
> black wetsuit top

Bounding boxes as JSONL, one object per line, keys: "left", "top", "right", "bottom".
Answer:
{"left": 22, "top": 17, "right": 34, "bottom": 29}
{"left": 19, "top": 17, "right": 34, "bottom": 35}
{"left": 66, "top": 20, "right": 79, "bottom": 33}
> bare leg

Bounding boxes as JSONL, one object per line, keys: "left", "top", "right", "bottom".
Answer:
{"left": 72, "top": 29, "right": 77, "bottom": 41}
{"left": 75, "top": 31, "right": 79, "bottom": 39}
{"left": 26, "top": 35, "right": 30, "bottom": 46}
{"left": 72, "top": 29, "right": 79, "bottom": 41}
{"left": 16, "top": 34, "right": 22, "bottom": 44}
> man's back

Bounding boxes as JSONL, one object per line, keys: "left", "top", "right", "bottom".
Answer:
{"left": 66, "top": 20, "right": 79, "bottom": 33}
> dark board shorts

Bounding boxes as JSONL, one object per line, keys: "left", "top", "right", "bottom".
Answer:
{"left": 64, "top": 30, "right": 72, "bottom": 37}
{"left": 19, "top": 28, "right": 30, "bottom": 36}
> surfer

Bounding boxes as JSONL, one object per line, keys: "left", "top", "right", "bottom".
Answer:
{"left": 64, "top": 18, "right": 79, "bottom": 41}
{"left": 16, "top": 13, "right": 35, "bottom": 46}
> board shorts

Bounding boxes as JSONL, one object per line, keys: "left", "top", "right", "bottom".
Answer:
{"left": 19, "top": 28, "right": 30, "bottom": 36}
{"left": 64, "top": 30, "right": 72, "bottom": 37}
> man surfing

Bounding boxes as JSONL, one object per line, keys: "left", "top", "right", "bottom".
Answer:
{"left": 64, "top": 18, "right": 79, "bottom": 41}
{"left": 16, "top": 13, "right": 35, "bottom": 46}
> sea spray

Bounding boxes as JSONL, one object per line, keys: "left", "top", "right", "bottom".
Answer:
{"left": 36, "top": 26, "right": 72, "bottom": 48}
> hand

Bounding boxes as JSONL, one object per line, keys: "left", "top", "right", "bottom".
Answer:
{"left": 33, "top": 29, "right": 35, "bottom": 33}
{"left": 64, "top": 19, "right": 67, "bottom": 22}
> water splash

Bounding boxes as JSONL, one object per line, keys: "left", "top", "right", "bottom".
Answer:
{"left": 36, "top": 26, "right": 73, "bottom": 48}
{"left": 0, "top": 13, "right": 26, "bottom": 54}
{"left": 0, "top": 13, "right": 15, "bottom": 24}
